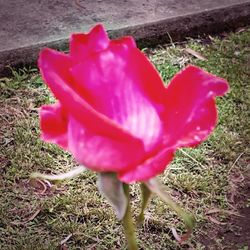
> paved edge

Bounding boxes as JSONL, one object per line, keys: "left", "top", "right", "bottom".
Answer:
{"left": 1, "top": 2, "right": 249, "bottom": 77}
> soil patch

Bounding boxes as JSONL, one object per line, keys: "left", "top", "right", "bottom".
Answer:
{"left": 200, "top": 169, "right": 250, "bottom": 249}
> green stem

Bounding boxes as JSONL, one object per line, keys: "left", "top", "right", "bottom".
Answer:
{"left": 137, "top": 183, "right": 152, "bottom": 225}
{"left": 122, "top": 184, "right": 138, "bottom": 250}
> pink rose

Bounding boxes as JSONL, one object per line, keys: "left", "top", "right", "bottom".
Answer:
{"left": 39, "top": 24, "right": 229, "bottom": 183}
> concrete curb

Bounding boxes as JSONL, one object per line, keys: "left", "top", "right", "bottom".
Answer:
{"left": 1, "top": 2, "right": 249, "bottom": 77}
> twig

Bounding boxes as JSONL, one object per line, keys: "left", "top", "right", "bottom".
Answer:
{"left": 60, "top": 234, "right": 73, "bottom": 245}
{"left": 74, "top": 0, "right": 85, "bottom": 9}
{"left": 179, "top": 149, "right": 206, "bottom": 169}
{"left": 229, "top": 152, "right": 245, "bottom": 173}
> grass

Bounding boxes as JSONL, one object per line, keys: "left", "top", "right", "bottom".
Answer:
{"left": 0, "top": 28, "right": 249, "bottom": 249}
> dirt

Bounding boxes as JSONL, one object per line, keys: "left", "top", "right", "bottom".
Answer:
{"left": 200, "top": 170, "right": 250, "bottom": 249}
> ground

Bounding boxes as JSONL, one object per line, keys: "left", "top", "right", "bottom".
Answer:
{"left": 198, "top": 173, "right": 250, "bottom": 249}
{"left": 0, "top": 28, "right": 249, "bottom": 249}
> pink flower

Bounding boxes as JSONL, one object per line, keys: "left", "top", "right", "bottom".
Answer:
{"left": 39, "top": 24, "right": 229, "bottom": 183}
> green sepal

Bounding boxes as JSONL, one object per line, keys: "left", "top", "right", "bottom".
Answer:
{"left": 137, "top": 183, "right": 152, "bottom": 224}
{"left": 97, "top": 173, "right": 128, "bottom": 221}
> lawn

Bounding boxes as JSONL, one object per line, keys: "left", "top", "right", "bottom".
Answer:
{"left": 0, "top": 28, "right": 249, "bottom": 249}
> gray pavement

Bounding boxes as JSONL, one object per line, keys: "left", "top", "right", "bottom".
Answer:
{"left": 0, "top": 0, "right": 250, "bottom": 76}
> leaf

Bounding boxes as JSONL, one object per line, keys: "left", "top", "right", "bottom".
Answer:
{"left": 145, "top": 178, "right": 195, "bottom": 242}
{"left": 26, "top": 209, "right": 41, "bottom": 222}
{"left": 10, "top": 209, "right": 41, "bottom": 225}
{"left": 137, "top": 183, "right": 152, "bottom": 224}
{"left": 206, "top": 208, "right": 242, "bottom": 217}
{"left": 97, "top": 173, "right": 128, "bottom": 220}
{"left": 208, "top": 216, "right": 227, "bottom": 225}
{"left": 30, "top": 166, "right": 85, "bottom": 181}
{"left": 184, "top": 48, "right": 207, "bottom": 61}
{"left": 29, "top": 179, "right": 47, "bottom": 194}
{"left": 171, "top": 228, "right": 191, "bottom": 244}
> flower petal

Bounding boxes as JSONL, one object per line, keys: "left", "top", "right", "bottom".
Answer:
{"left": 118, "top": 148, "right": 174, "bottom": 183}
{"left": 40, "top": 103, "right": 146, "bottom": 172}
{"left": 40, "top": 102, "right": 68, "bottom": 149}
{"left": 67, "top": 117, "right": 145, "bottom": 173}
{"left": 162, "top": 65, "right": 229, "bottom": 148}
{"left": 71, "top": 39, "right": 166, "bottom": 151}
{"left": 39, "top": 46, "right": 147, "bottom": 172}
{"left": 70, "top": 24, "right": 109, "bottom": 61}
{"left": 38, "top": 48, "right": 145, "bottom": 146}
